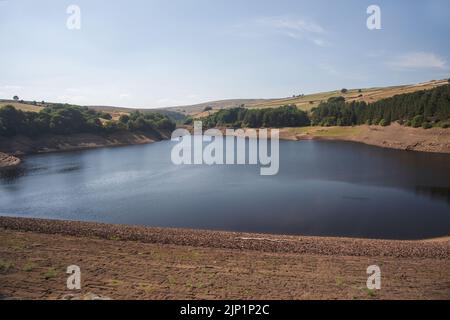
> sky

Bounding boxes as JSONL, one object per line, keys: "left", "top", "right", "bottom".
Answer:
{"left": 0, "top": 0, "right": 449, "bottom": 108}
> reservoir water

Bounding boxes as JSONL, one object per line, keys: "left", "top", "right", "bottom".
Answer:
{"left": 1, "top": 139, "right": 449, "bottom": 240}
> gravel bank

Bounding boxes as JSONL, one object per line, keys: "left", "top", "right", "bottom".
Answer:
{"left": 1, "top": 217, "right": 449, "bottom": 259}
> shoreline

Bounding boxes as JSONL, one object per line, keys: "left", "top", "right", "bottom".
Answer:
{"left": 0, "top": 131, "right": 162, "bottom": 157}
{"left": 1, "top": 217, "right": 449, "bottom": 258}
{"left": 0, "top": 131, "right": 164, "bottom": 169}
{"left": 1, "top": 217, "right": 449, "bottom": 300}
{"left": 279, "top": 123, "right": 450, "bottom": 154}
{"left": 1, "top": 124, "right": 449, "bottom": 169}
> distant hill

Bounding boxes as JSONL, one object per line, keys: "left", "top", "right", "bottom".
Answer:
{"left": 1, "top": 79, "right": 448, "bottom": 119}
{"left": 164, "top": 99, "right": 273, "bottom": 115}
{"left": 162, "top": 79, "right": 449, "bottom": 117}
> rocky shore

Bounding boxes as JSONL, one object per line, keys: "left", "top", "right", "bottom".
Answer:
{"left": 0, "top": 152, "right": 21, "bottom": 169}
{"left": 1, "top": 217, "right": 449, "bottom": 258}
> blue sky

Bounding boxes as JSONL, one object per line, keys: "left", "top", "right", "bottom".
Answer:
{"left": 1, "top": 0, "right": 449, "bottom": 108}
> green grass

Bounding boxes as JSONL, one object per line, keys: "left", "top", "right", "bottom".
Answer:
{"left": 285, "top": 126, "right": 362, "bottom": 138}
{"left": 0, "top": 259, "right": 14, "bottom": 273}
{"left": 365, "top": 288, "right": 377, "bottom": 298}
{"left": 108, "top": 235, "right": 121, "bottom": 241}
{"left": 23, "top": 262, "right": 37, "bottom": 272}
{"left": 335, "top": 276, "right": 345, "bottom": 287}
{"left": 43, "top": 268, "right": 58, "bottom": 280}
{"left": 107, "top": 279, "right": 124, "bottom": 286}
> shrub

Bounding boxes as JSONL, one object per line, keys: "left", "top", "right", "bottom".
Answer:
{"left": 411, "top": 115, "right": 424, "bottom": 128}
{"left": 184, "top": 117, "right": 193, "bottom": 125}
{"left": 422, "top": 122, "right": 432, "bottom": 129}
{"left": 439, "top": 121, "right": 449, "bottom": 129}
{"left": 379, "top": 119, "right": 389, "bottom": 126}
{"left": 119, "top": 114, "right": 130, "bottom": 124}
{"left": 98, "top": 112, "right": 112, "bottom": 120}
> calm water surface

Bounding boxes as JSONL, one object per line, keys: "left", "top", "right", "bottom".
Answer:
{"left": 1, "top": 139, "right": 449, "bottom": 240}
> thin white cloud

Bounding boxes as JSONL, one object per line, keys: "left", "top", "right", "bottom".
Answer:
{"left": 257, "top": 16, "right": 325, "bottom": 35}
{"left": 388, "top": 52, "right": 448, "bottom": 70}
{"left": 234, "top": 16, "right": 330, "bottom": 47}
{"left": 312, "top": 39, "right": 331, "bottom": 47}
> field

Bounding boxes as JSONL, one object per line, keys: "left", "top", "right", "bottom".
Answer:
{"left": 166, "top": 79, "right": 449, "bottom": 116}
{"left": 245, "top": 79, "right": 449, "bottom": 112}
{"left": 0, "top": 101, "right": 44, "bottom": 113}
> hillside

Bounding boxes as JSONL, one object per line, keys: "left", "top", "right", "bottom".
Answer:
{"left": 162, "top": 79, "right": 449, "bottom": 117}
{"left": 243, "top": 79, "right": 449, "bottom": 112}
{"left": 1, "top": 79, "right": 448, "bottom": 118}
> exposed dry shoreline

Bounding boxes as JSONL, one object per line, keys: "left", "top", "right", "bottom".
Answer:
{"left": 0, "top": 153, "right": 21, "bottom": 170}
{"left": 0, "top": 131, "right": 160, "bottom": 156}
{"left": 1, "top": 217, "right": 449, "bottom": 300}
{"left": 1, "top": 217, "right": 449, "bottom": 258}
{"left": 279, "top": 124, "right": 450, "bottom": 154}
{"left": 0, "top": 131, "right": 163, "bottom": 169}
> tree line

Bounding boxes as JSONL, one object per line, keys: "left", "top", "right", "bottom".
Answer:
{"left": 202, "top": 105, "right": 310, "bottom": 128}
{"left": 201, "top": 85, "right": 450, "bottom": 129}
{"left": 311, "top": 85, "right": 450, "bottom": 128}
{"left": 0, "top": 104, "right": 176, "bottom": 137}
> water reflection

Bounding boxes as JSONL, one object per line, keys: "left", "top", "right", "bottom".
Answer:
{"left": 0, "top": 167, "right": 26, "bottom": 183}
{"left": 0, "top": 140, "right": 449, "bottom": 240}
{"left": 414, "top": 186, "right": 450, "bottom": 204}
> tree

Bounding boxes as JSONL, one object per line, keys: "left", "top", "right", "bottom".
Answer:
{"left": 341, "top": 88, "right": 348, "bottom": 94}
{"left": 0, "top": 104, "right": 175, "bottom": 138}
{"left": 119, "top": 114, "right": 130, "bottom": 124}
{"left": 98, "top": 112, "right": 112, "bottom": 120}
{"left": 13, "top": 96, "right": 19, "bottom": 101}
{"left": 184, "top": 117, "right": 193, "bottom": 125}
{"left": 411, "top": 115, "right": 424, "bottom": 128}
{"left": 204, "top": 106, "right": 213, "bottom": 112}
{"left": 422, "top": 122, "right": 432, "bottom": 129}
